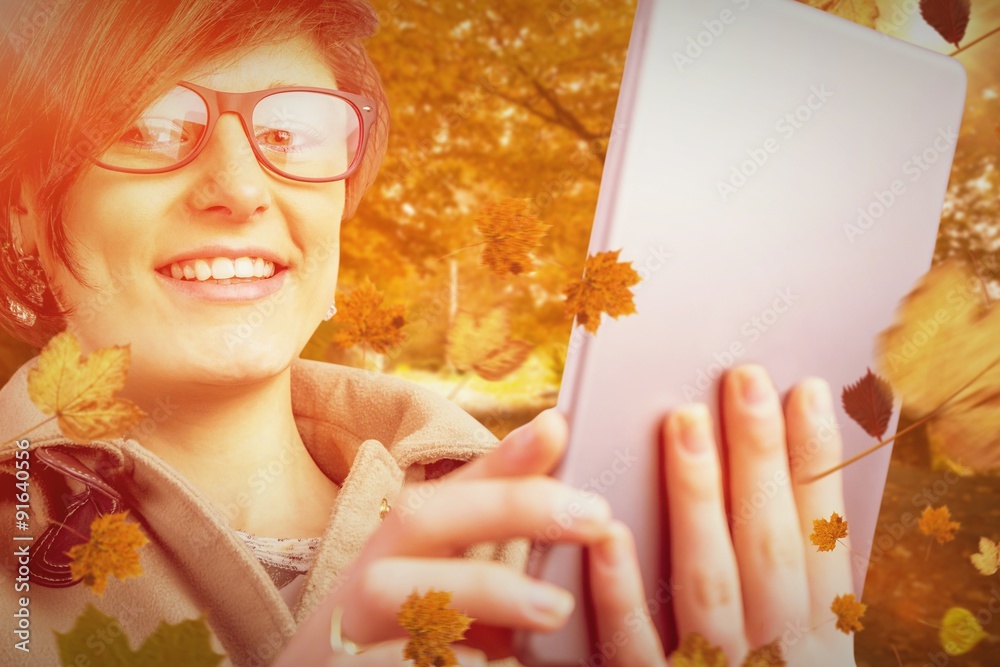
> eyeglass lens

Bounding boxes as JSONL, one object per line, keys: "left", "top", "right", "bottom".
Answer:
{"left": 97, "top": 86, "right": 362, "bottom": 180}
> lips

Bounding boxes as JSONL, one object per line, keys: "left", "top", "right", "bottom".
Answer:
{"left": 158, "top": 256, "right": 276, "bottom": 283}
{"left": 154, "top": 247, "right": 289, "bottom": 302}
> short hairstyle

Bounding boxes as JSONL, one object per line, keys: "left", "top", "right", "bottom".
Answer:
{"left": 0, "top": 0, "right": 390, "bottom": 348}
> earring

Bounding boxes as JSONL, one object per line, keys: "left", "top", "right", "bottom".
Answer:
{"left": 3, "top": 209, "right": 46, "bottom": 327}
{"left": 323, "top": 301, "right": 337, "bottom": 322}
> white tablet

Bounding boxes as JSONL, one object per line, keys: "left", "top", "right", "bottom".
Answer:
{"left": 514, "top": 0, "right": 966, "bottom": 663}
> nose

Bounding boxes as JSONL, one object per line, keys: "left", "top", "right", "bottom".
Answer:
{"left": 186, "top": 111, "right": 271, "bottom": 223}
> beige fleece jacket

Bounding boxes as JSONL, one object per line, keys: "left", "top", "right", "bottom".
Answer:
{"left": 0, "top": 356, "right": 529, "bottom": 666}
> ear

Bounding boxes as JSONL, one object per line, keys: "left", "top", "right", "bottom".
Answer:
{"left": 11, "top": 179, "right": 42, "bottom": 257}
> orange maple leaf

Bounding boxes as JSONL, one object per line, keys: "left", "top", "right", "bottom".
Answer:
{"left": 809, "top": 512, "right": 849, "bottom": 552}
{"left": 26, "top": 331, "right": 146, "bottom": 443}
{"left": 564, "top": 249, "right": 641, "bottom": 334}
{"left": 476, "top": 198, "right": 549, "bottom": 278}
{"left": 669, "top": 632, "right": 727, "bottom": 666}
{"left": 67, "top": 511, "right": 150, "bottom": 596}
{"left": 741, "top": 639, "right": 786, "bottom": 666}
{"left": 332, "top": 277, "right": 406, "bottom": 356}
{"left": 397, "top": 589, "right": 474, "bottom": 667}
{"left": 918, "top": 504, "right": 961, "bottom": 545}
{"left": 841, "top": 368, "right": 895, "bottom": 440}
{"left": 831, "top": 593, "right": 867, "bottom": 634}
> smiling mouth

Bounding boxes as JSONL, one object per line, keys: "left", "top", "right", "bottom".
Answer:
{"left": 156, "top": 256, "right": 285, "bottom": 284}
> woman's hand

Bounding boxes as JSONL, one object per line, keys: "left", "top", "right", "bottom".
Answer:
{"left": 587, "top": 364, "right": 856, "bottom": 666}
{"left": 273, "top": 409, "right": 616, "bottom": 667}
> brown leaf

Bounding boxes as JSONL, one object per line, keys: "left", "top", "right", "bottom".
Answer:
{"left": 67, "top": 511, "right": 150, "bottom": 596}
{"left": 26, "top": 331, "right": 146, "bottom": 443}
{"left": 741, "top": 640, "right": 786, "bottom": 667}
{"left": 831, "top": 593, "right": 867, "bottom": 634}
{"left": 920, "top": 0, "right": 971, "bottom": 47}
{"left": 564, "top": 249, "right": 641, "bottom": 334}
{"left": 476, "top": 198, "right": 550, "bottom": 278}
{"left": 798, "top": 0, "right": 880, "bottom": 28}
{"left": 876, "top": 260, "right": 1000, "bottom": 473}
{"left": 669, "top": 632, "right": 728, "bottom": 666}
{"left": 918, "top": 504, "right": 960, "bottom": 544}
{"left": 841, "top": 368, "right": 895, "bottom": 439}
{"left": 397, "top": 589, "right": 474, "bottom": 667}
{"left": 332, "top": 277, "right": 407, "bottom": 355}
{"left": 447, "top": 309, "right": 532, "bottom": 382}
{"left": 810, "top": 512, "right": 849, "bottom": 552}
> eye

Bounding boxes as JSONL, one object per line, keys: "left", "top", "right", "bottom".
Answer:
{"left": 119, "top": 118, "right": 189, "bottom": 148}
{"left": 255, "top": 123, "right": 326, "bottom": 153}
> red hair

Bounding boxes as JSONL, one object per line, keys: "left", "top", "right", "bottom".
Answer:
{"left": 0, "top": 0, "right": 390, "bottom": 348}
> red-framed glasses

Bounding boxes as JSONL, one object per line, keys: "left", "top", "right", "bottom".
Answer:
{"left": 90, "top": 81, "right": 376, "bottom": 183}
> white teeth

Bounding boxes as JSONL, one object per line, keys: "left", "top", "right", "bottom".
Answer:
{"left": 165, "top": 256, "right": 277, "bottom": 281}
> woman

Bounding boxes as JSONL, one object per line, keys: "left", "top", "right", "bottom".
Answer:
{"left": 0, "top": 0, "right": 855, "bottom": 665}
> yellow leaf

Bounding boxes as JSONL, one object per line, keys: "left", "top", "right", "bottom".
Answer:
{"left": 741, "top": 639, "right": 786, "bottom": 666}
{"left": 876, "top": 260, "right": 1000, "bottom": 473}
{"left": 564, "top": 249, "right": 641, "bottom": 334}
{"left": 67, "top": 511, "right": 150, "bottom": 596}
{"left": 446, "top": 309, "right": 532, "bottom": 381}
{"left": 971, "top": 537, "right": 1000, "bottom": 576}
{"left": 397, "top": 589, "right": 473, "bottom": 667}
{"left": 918, "top": 504, "right": 960, "bottom": 545}
{"left": 940, "top": 607, "right": 988, "bottom": 656}
{"left": 669, "top": 632, "right": 728, "bottom": 666}
{"left": 26, "top": 331, "right": 146, "bottom": 443}
{"left": 476, "top": 198, "right": 550, "bottom": 278}
{"left": 797, "top": 0, "right": 880, "bottom": 28}
{"left": 831, "top": 593, "right": 866, "bottom": 634}
{"left": 809, "top": 512, "right": 849, "bottom": 552}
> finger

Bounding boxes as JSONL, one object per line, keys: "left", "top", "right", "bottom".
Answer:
{"left": 589, "top": 520, "right": 667, "bottom": 667}
{"left": 342, "top": 557, "right": 577, "bottom": 645}
{"left": 723, "top": 365, "right": 810, "bottom": 647}
{"left": 368, "top": 476, "right": 613, "bottom": 558}
{"left": 327, "top": 638, "right": 488, "bottom": 667}
{"left": 447, "top": 408, "right": 568, "bottom": 482}
{"left": 784, "top": 378, "right": 854, "bottom": 631}
{"left": 664, "top": 404, "right": 748, "bottom": 665}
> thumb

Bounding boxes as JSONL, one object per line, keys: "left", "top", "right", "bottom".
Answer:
{"left": 447, "top": 408, "right": 568, "bottom": 482}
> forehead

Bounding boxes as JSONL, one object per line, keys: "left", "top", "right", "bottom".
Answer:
{"left": 181, "top": 35, "right": 338, "bottom": 92}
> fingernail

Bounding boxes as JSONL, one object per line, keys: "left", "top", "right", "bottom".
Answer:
{"left": 808, "top": 378, "right": 833, "bottom": 416}
{"left": 671, "top": 405, "right": 710, "bottom": 454}
{"left": 528, "top": 584, "right": 575, "bottom": 625}
{"left": 568, "top": 491, "right": 611, "bottom": 526}
{"left": 502, "top": 424, "right": 534, "bottom": 462}
{"left": 597, "top": 520, "right": 631, "bottom": 569}
{"left": 454, "top": 646, "right": 488, "bottom": 667}
{"left": 737, "top": 365, "right": 772, "bottom": 406}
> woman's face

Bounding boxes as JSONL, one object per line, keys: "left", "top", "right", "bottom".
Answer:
{"left": 33, "top": 36, "right": 344, "bottom": 391}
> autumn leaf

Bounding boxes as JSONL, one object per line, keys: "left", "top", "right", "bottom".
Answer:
{"left": 740, "top": 640, "right": 786, "bottom": 667}
{"left": 831, "top": 593, "right": 867, "bottom": 634}
{"left": 55, "top": 604, "right": 225, "bottom": 666}
{"left": 26, "top": 331, "right": 146, "bottom": 444}
{"left": 447, "top": 308, "right": 533, "bottom": 381}
{"left": 940, "top": 607, "right": 990, "bottom": 656}
{"left": 917, "top": 504, "right": 961, "bottom": 545}
{"left": 876, "top": 260, "right": 1000, "bottom": 473}
{"left": 841, "top": 368, "right": 895, "bottom": 439}
{"left": 810, "top": 512, "right": 849, "bottom": 552}
{"left": 971, "top": 537, "right": 1000, "bottom": 576}
{"left": 332, "top": 277, "right": 407, "bottom": 355}
{"left": 669, "top": 632, "right": 728, "bottom": 666}
{"left": 397, "top": 589, "right": 474, "bottom": 667}
{"left": 797, "top": 0, "right": 880, "bottom": 28}
{"left": 476, "top": 198, "right": 550, "bottom": 278}
{"left": 920, "top": 0, "right": 971, "bottom": 47}
{"left": 67, "top": 511, "right": 150, "bottom": 596}
{"left": 564, "top": 249, "right": 641, "bottom": 334}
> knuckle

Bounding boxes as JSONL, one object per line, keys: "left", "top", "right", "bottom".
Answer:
{"left": 755, "top": 519, "right": 803, "bottom": 570}
{"left": 688, "top": 563, "right": 739, "bottom": 611}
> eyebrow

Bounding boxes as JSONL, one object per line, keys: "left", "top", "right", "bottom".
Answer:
{"left": 268, "top": 80, "right": 303, "bottom": 88}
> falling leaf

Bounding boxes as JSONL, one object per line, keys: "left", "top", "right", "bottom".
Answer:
{"left": 810, "top": 512, "right": 849, "bottom": 552}
{"left": 476, "top": 198, "right": 550, "bottom": 278}
{"left": 55, "top": 604, "right": 225, "bottom": 666}
{"left": 397, "top": 589, "right": 474, "bottom": 667}
{"left": 831, "top": 593, "right": 867, "bottom": 634}
{"left": 26, "top": 331, "right": 146, "bottom": 444}
{"left": 797, "top": 0, "right": 880, "bottom": 28}
{"left": 67, "top": 511, "right": 150, "bottom": 596}
{"left": 669, "top": 632, "right": 728, "bottom": 667}
{"left": 920, "top": 0, "right": 971, "bottom": 47}
{"left": 564, "top": 249, "right": 641, "bottom": 334}
{"left": 447, "top": 309, "right": 533, "bottom": 381}
{"left": 971, "top": 537, "right": 1000, "bottom": 576}
{"left": 741, "top": 640, "right": 786, "bottom": 667}
{"left": 876, "top": 260, "right": 1000, "bottom": 474}
{"left": 841, "top": 368, "right": 895, "bottom": 439}
{"left": 332, "top": 277, "right": 407, "bottom": 355}
{"left": 918, "top": 504, "right": 961, "bottom": 545}
{"left": 940, "top": 607, "right": 989, "bottom": 656}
